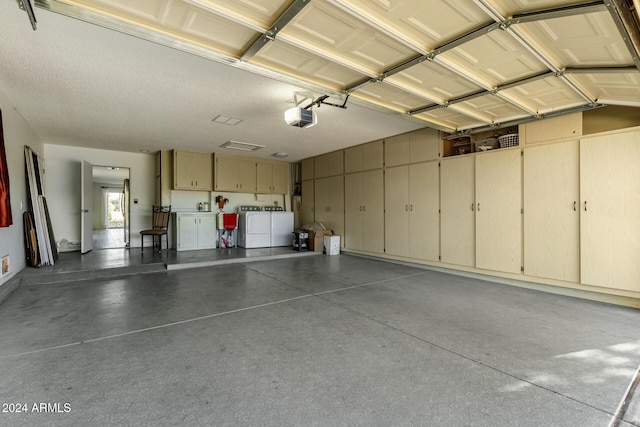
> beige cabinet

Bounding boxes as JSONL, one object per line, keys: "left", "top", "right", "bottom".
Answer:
{"left": 523, "top": 140, "right": 580, "bottom": 282}
{"left": 345, "top": 140, "right": 383, "bottom": 173}
{"left": 384, "top": 128, "right": 439, "bottom": 167}
{"left": 214, "top": 155, "right": 256, "bottom": 192}
{"left": 385, "top": 161, "right": 439, "bottom": 261}
{"left": 314, "top": 175, "right": 344, "bottom": 239}
{"left": 440, "top": 156, "right": 475, "bottom": 267}
{"left": 173, "top": 150, "right": 213, "bottom": 191}
{"left": 257, "top": 161, "right": 289, "bottom": 194}
{"left": 301, "top": 158, "right": 314, "bottom": 181}
{"left": 580, "top": 129, "right": 640, "bottom": 291}
{"left": 314, "top": 151, "right": 344, "bottom": 178}
{"left": 475, "top": 149, "right": 522, "bottom": 274}
{"left": 519, "top": 112, "right": 582, "bottom": 145}
{"left": 344, "top": 170, "right": 384, "bottom": 253}
{"left": 301, "top": 180, "right": 315, "bottom": 225}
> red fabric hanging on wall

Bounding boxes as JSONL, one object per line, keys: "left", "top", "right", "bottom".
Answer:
{"left": 0, "top": 110, "right": 13, "bottom": 228}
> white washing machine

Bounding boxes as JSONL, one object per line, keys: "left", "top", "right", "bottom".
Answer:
{"left": 264, "top": 206, "right": 294, "bottom": 247}
{"left": 237, "top": 206, "right": 271, "bottom": 248}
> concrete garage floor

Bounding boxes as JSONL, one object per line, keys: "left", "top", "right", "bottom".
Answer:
{"left": 1, "top": 252, "right": 640, "bottom": 426}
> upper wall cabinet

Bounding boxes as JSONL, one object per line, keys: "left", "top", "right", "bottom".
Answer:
{"left": 384, "top": 128, "right": 439, "bottom": 167}
{"left": 173, "top": 150, "right": 213, "bottom": 191}
{"left": 519, "top": 113, "right": 582, "bottom": 145}
{"left": 301, "top": 158, "right": 314, "bottom": 181}
{"left": 214, "top": 154, "right": 256, "bottom": 193}
{"left": 314, "top": 151, "right": 344, "bottom": 178}
{"left": 344, "top": 140, "right": 383, "bottom": 173}
{"left": 257, "top": 160, "right": 289, "bottom": 194}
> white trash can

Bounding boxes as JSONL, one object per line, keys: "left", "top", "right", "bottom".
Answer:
{"left": 324, "top": 235, "right": 340, "bottom": 255}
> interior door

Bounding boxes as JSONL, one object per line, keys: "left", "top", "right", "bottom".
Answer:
{"left": 81, "top": 160, "right": 93, "bottom": 254}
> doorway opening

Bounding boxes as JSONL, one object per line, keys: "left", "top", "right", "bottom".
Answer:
{"left": 91, "top": 166, "right": 130, "bottom": 250}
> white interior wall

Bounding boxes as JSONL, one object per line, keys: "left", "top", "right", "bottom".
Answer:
{"left": 0, "top": 91, "right": 44, "bottom": 287}
{"left": 43, "top": 145, "right": 154, "bottom": 249}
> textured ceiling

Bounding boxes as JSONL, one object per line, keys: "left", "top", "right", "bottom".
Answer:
{"left": 1, "top": 0, "right": 639, "bottom": 162}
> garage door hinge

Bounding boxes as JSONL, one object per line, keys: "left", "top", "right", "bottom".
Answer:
{"left": 521, "top": 208, "right": 524, "bottom": 214}
{"left": 521, "top": 266, "right": 524, "bottom": 272}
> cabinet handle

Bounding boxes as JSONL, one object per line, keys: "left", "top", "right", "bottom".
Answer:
{"left": 573, "top": 201, "right": 577, "bottom": 211}
{"left": 477, "top": 203, "right": 480, "bottom": 212}
{"left": 584, "top": 201, "right": 587, "bottom": 212}
{"left": 471, "top": 203, "right": 474, "bottom": 211}
{"left": 405, "top": 205, "right": 409, "bottom": 211}
{"left": 363, "top": 205, "right": 366, "bottom": 212}
{"left": 410, "top": 204, "right": 413, "bottom": 212}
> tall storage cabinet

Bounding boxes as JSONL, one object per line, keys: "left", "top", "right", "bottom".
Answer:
{"left": 440, "top": 156, "right": 475, "bottom": 267}
{"left": 523, "top": 140, "right": 580, "bottom": 282}
{"left": 344, "top": 170, "right": 384, "bottom": 253}
{"left": 475, "top": 149, "right": 522, "bottom": 274}
{"left": 384, "top": 161, "right": 439, "bottom": 261}
{"left": 314, "top": 175, "right": 344, "bottom": 239}
{"left": 580, "top": 129, "right": 640, "bottom": 291}
{"left": 301, "top": 179, "right": 315, "bottom": 225}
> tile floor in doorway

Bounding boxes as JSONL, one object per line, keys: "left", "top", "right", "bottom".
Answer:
{"left": 1, "top": 252, "right": 639, "bottom": 426}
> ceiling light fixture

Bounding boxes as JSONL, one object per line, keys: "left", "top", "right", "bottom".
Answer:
{"left": 272, "top": 152, "right": 289, "bottom": 158}
{"left": 220, "top": 141, "right": 264, "bottom": 151}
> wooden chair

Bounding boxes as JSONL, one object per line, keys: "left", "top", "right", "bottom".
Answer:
{"left": 140, "top": 205, "right": 171, "bottom": 252}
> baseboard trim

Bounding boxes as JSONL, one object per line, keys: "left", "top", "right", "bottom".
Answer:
{"left": 0, "top": 272, "right": 22, "bottom": 306}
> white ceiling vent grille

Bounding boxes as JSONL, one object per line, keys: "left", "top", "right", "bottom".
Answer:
{"left": 220, "top": 141, "right": 265, "bottom": 152}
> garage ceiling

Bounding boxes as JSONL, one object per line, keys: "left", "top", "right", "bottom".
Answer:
{"left": 3, "top": 0, "right": 640, "bottom": 160}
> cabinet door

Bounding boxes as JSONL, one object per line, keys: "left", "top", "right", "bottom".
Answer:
{"left": 271, "top": 163, "right": 289, "bottom": 194}
{"left": 301, "top": 180, "right": 315, "bottom": 225}
{"left": 215, "top": 157, "right": 239, "bottom": 191}
{"left": 362, "top": 169, "right": 384, "bottom": 254}
{"left": 344, "top": 173, "right": 363, "bottom": 250}
{"left": 384, "top": 133, "right": 410, "bottom": 167}
{"left": 410, "top": 128, "right": 440, "bottom": 163}
{"left": 441, "top": 156, "right": 475, "bottom": 267}
{"left": 177, "top": 215, "right": 198, "bottom": 250}
{"left": 524, "top": 141, "right": 579, "bottom": 282}
{"left": 409, "top": 161, "right": 439, "bottom": 261}
{"left": 315, "top": 151, "right": 343, "bottom": 178}
{"left": 475, "top": 149, "right": 522, "bottom": 274}
{"left": 301, "top": 158, "right": 314, "bottom": 181}
{"left": 256, "top": 162, "right": 272, "bottom": 193}
{"left": 520, "top": 112, "right": 582, "bottom": 144}
{"left": 196, "top": 215, "right": 217, "bottom": 249}
{"left": 345, "top": 140, "right": 383, "bottom": 173}
{"left": 193, "top": 153, "right": 213, "bottom": 191}
{"left": 580, "top": 130, "right": 640, "bottom": 291}
{"left": 216, "top": 157, "right": 256, "bottom": 192}
{"left": 314, "top": 177, "right": 330, "bottom": 226}
{"left": 174, "top": 151, "right": 198, "bottom": 189}
{"left": 385, "top": 166, "right": 410, "bottom": 257}
{"left": 327, "top": 175, "right": 344, "bottom": 240}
